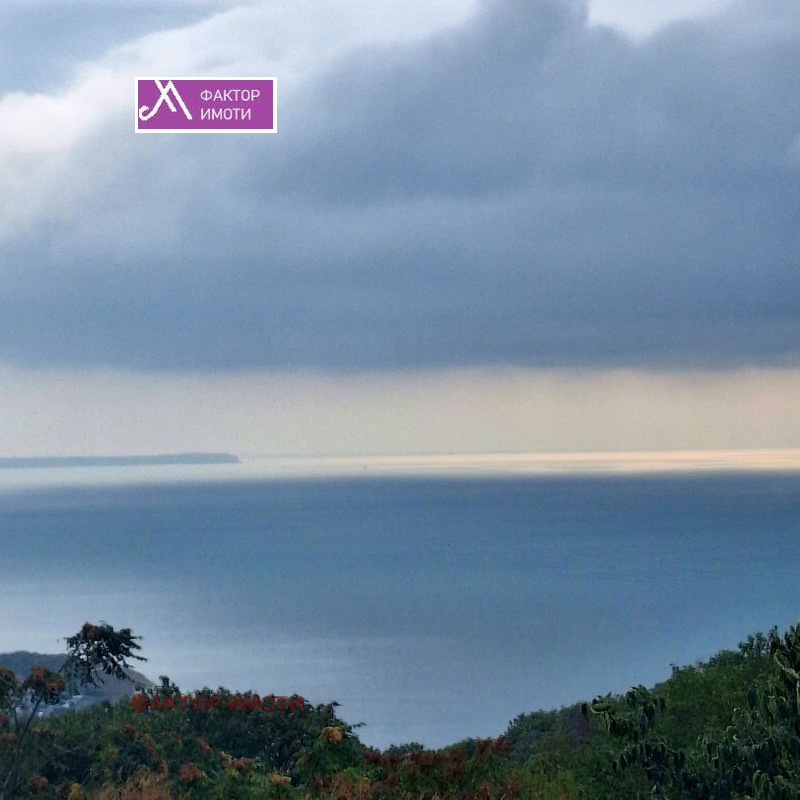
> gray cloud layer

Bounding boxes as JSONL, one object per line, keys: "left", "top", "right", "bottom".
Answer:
{"left": 1, "top": 0, "right": 798, "bottom": 371}
{"left": 0, "top": 1, "right": 223, "bottom": 93}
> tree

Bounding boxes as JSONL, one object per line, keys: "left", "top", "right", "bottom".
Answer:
{"left": 587, "top": 623, "right": 800, "bottom": 799}
{"left": 0, "top": 622, "right": 145, "bottom": 800}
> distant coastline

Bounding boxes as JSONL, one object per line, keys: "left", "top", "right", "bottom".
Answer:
{"left": 0, "top": 453, "right": 240, "bottom": 469}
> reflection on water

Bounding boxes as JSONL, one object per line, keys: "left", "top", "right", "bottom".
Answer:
{"left": 2, "top": 449, "right": 799, "bottom": 491}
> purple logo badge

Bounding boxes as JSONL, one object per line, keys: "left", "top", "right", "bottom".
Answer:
{"left": 135, "top": 77, "right": 276, "bottom": 133}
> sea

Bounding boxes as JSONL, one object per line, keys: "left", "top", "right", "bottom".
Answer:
{"left": 1, "top": 460, "right": 799, "bottom": 749}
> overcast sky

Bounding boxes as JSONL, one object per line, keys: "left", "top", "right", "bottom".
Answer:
{"left": 0, "top": 0, "right": 798, "bottom": 457}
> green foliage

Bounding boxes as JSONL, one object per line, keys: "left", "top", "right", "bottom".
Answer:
{"left": 0, "top": 622, "right": 147, "bottom": 800}
{"left": 380, "top": 741, "right": 425, "bottom": 756}
{"left": 589, "top": 622, "right": 800, "bottom": 799}
{"left": 5, "top": 619, "right": 800, "bottom": 800}
{"left": 0, "top": 653, "right": 151, "bottom": 703}
{"left": 61, "top": 624, "right": 146, "bottom": 692}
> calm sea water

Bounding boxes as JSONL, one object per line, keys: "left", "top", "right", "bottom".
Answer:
{"left": 1, "top": 471, "right": 799, "bottom": 748}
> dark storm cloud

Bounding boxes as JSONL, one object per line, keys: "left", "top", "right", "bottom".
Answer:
{"left": 0, "top": 0, "right": 798, "bottom": 371}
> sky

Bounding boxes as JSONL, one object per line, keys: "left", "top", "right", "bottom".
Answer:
{"left": 0, "top": 0, "right": 798, "bottom": 458}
